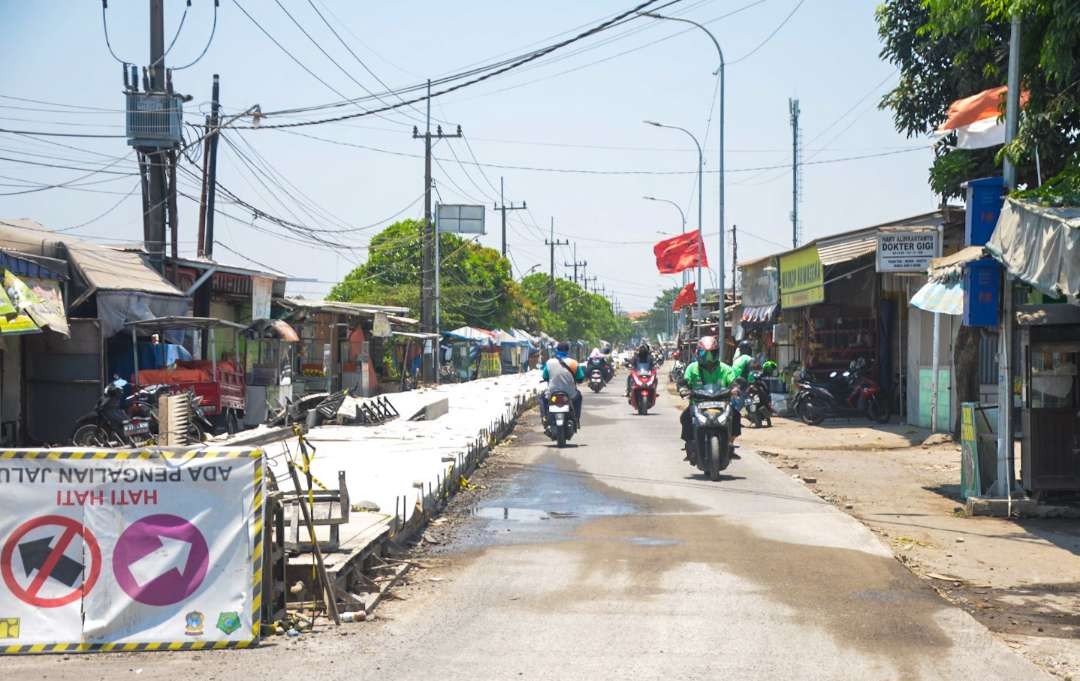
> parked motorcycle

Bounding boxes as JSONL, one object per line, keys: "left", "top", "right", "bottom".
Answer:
{"left": 683, "top": 384, "right": 736, "bottom": 481}
{"left": 72, "top": 378, "right": 154, "bottom": 447}
{"left": 791, "top": 357, "right": 890, "bottom": 425}
{"left": 544, "top": 391, "right": 578, "bottom": 448}
{"left": 628, "top": 363, "right": 658, "bottom": 415}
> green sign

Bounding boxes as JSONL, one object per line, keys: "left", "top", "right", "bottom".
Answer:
{"left": 779, "top": 246, "right": 824, "bottom": 308}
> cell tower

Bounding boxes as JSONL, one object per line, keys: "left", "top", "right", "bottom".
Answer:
{"left": 789, "top": 98, "right": 802, "bottom": 248}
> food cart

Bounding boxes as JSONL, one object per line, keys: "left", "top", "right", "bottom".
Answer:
{"left": 242, "top": 318, "right": 300, "bottom": 426}
{"left": 125, "top": 316, "right": 247, "bottom": 433}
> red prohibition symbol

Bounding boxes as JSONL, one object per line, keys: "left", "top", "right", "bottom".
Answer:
{"left": 1, "top": 514, "right": 102, "bottom": 608}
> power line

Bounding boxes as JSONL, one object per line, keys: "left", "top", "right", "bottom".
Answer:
{"left": 726, "top": 0, "right": 805, "bottom": 65}
{"left": 171, "top": 0, "right": 219, "bottom": 70}
{"left": 228, "top": 0, "right": 672, "bottom": 130}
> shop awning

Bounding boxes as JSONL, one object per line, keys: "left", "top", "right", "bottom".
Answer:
{"left": 817, "top": 229, "right": 879, "bottom": 266}
{"left": 910, "top": 280, "right": 964, "bottom": 315}
{"left": 740, "top": 304, "right": 777, "bottom": 324}
{"left": 987, "top": 198, "right": 1080, "bottom": 299}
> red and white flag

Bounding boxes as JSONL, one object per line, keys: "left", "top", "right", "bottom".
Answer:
{"left": 653, "top": 230, "right": 707, "bottom": 274}
{"left": 935, "top": 85, "right": 1029, "bottom": 149}
{"left": 671, "top": 282, "right": 697, "bottom": 310}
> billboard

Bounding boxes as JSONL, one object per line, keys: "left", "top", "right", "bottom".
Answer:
{"left": 779, "top": 246, "right": 824, "bottom": 308}
{"left": 436, "top": 204, "right": 486, "bottom": 235}
{"left": 0, "top": 449, "right": 263, "bottom": 654}
{"left": 877, "top": 229, "right": 940, "bottom": 273}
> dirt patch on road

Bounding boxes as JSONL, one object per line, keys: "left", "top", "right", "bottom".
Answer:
{"left": 741, "top": 415, "right": 1080, "bottom": 679}
{"left": 540, "top": 513, "right": 953, "bottom": 679}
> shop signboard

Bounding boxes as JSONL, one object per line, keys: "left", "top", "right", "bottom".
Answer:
{"left": 876, "top": 229, "right": 940, "bottom": 273}
{"left": 0, "top": 449, "right": 263, "bottom": 654}
{"left": 779, "top": 246, "right": 824, "bottom": 309}
{"left": 741, "top": 258, "right": 779, "bottom": 307}
{"left": 251, "top": 276, "right": 273, "bottom": 320}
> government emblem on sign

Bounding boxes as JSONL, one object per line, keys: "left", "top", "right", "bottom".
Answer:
{"left": 216, "top": 611, "right": 241, "bottom": 635}
{"left": 184, "top": 611, "right": 204, "bottom": 636}
{"left": 1, "top": 515, "right": 102, "bottom": 608}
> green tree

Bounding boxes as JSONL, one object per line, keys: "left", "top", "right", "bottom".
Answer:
{"left": 518, "top": 273, "right": 631, "bottom": 345}
{"left": 877, "top": 0, "right": 1080, "bottom": 198}
{"left": 328, "top": 219, "right": 541, "bottom": 331}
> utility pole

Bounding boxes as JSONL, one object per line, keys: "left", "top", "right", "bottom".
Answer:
{"left": 143, "top": 0, "right": 168, "bottom": 273}
{"left": 413, "top": 79, "right": 462, "bottom": 381}
{"left": 584, "top": 275, "right": 598, "bottom": 294}
{"left": 198, "top": 74, "right": 221, "bottom": 258}
{"left": 789, "top": 97, "right": 801, "bottom": 248}
{"left": 494, "top": 176, "right": 526, "bottom": 258}
{"left": 544, "top": 217, "right": 569, "bottom": 311}
{"left": 731, "top": 223, "right": 737, "bottom": 301}
{"left": 564, "top": 243, "right": 587, "bottom": 285}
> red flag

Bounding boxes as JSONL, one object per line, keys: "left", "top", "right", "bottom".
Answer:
{"left": 671, "top": 282, "right": 697, "bottom": 310}
{"left": 653, "top": 230, "right": 708, "bottom": 274}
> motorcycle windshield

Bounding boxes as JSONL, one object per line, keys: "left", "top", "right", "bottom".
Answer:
{"left": 691, "top": 384, "right": 730, "bottom": 401}
{"left": 635, "top": 363, "right": 653, "bottom": 374}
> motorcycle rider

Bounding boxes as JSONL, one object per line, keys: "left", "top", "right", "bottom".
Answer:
{"left": 625, "top": 342, "right": 655, "bottom": 396}
{"left": 599, "top": 341, "right": 615, "bottom": 382}
{"left": 679, "top": 336, "right": 741, "bottom": 458}
{"left": 585, "top": 347, "right": 607, "bottom": 381}
{"left": 732, "top": 339, "right": 755, "bottom": 381}
{"left": 541, "top": 340, "right": 585, "bottom": 426}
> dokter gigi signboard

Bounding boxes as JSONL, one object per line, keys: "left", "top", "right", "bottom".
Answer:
{"left": 0, "top": 449, "right": 263, "bottom": 654}
{"left": 876, "top": 228, "right": 940, "bottom": 273}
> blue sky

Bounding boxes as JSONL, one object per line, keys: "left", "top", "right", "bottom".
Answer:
{"left": 0, "top": 0, "right": 938, "bottom": 310}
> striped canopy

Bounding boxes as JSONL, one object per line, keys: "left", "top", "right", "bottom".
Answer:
{"left": 910, "top": 280, "right": 963, "bottom": 315}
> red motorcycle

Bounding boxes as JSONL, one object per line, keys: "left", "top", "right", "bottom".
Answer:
{"left": 628, "top": 363, "right": 658, "bottom": 415}
{"left": 791, "top": 357, "right": 890, "bottom": 425}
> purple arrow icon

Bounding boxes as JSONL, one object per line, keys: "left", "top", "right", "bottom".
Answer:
{"left": 113, "top": 514, "right": 209, "bottom": 607}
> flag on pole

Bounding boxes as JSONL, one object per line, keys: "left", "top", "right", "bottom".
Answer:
{"left": 671, "top": 282, "right": 697, "bottom": 310}
{"left": 653, "top": 230, "right": 708, "bottom": 274}
{"left": 935, "top": 85, "right": 1029, "bottom": 149}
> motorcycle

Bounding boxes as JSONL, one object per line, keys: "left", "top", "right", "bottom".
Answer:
{"left": 544, "top": 391, "right": 578, "bottom": 448}
{"left": 628, "top": 363, "right": 658, "bottom": 415}
{"left": 683, "top": 384, "right": 737, "bottom": 481}
{"left": 790, "top": 357, "right": 890, "bottom": 425}
{"left": 742, "top": 373, "right": 774, "bottom": 428}
{"left": 588, "top": 367, "right": 605, "bottom": 393}
{"left": 72, "top": 378, "right": 154, "bottom": 447}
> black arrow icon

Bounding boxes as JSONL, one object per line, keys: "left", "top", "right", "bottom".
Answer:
{"left": 19, "top": 536, "right": 84, "bottom": 588}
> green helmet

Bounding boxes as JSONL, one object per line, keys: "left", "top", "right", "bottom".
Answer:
{"left": 761, "top": 360, "right": 778, "bottom": 376}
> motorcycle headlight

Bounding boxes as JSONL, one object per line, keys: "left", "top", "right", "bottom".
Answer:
{"left": 695, "top": 411, "right": 710, "bottom": 426}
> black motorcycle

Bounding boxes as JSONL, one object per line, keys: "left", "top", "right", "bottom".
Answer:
{"left": 72, "top": 379, "right": 153, "bottom": 447}
{"left": 543, "top": 391, "right": 578, "bottom": 448}
{"left": 586, "top": 359, "right": 607, "bottom": 393}
{"left": 790, "top": 358, "right": 890, "bottom": 425}
{"left": 742, "top": 374, "right": 774, "bottom": 428}
{"left": 683, "top": 384, "right": 736, "bottom": 481}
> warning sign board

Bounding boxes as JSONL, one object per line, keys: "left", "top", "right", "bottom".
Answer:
{"left": 0, "top": 449, "right": 263, "bottom": 654}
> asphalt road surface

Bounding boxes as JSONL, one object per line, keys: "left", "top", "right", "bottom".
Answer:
{"left": 9, "top": 378, "right": 1052, "bottom": 681}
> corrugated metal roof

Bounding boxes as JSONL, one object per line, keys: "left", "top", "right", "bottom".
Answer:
{"left": 816, "top": 229, "right": 878, "bottom": 266}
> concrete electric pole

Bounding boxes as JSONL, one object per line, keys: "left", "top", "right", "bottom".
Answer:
{"left": 413, "top": 79, "right": 462, "bottom": 381}
{"left": 565, "top": 243, "right": 587, "bottom": 285}
{"left": 494, "top": 176, "right": 526, "bottom": 258}
{"left": 545, "top": 217, "right": 569, "bottom": 311}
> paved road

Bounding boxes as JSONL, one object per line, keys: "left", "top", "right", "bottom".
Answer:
{"left": 8, "top": 378, "right": 1051, "bottom": 680}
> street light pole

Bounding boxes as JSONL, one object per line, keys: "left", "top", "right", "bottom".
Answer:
{"left": 644, "top": 195, "right": 689, "bottom": 333}
{"left": 645, "top": 121, "right": 703, "bottom": 322}
{"left": 640, "top": 11, "right": 725, "bottom": 353}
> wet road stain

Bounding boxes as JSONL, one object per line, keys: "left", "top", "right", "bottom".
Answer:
{"left": 540, "top": 514, "right": 954, "bottom": 678}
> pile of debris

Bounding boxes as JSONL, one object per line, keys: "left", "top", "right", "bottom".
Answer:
{"left": 267, "top": 388, "right": 400, "bottom": 428}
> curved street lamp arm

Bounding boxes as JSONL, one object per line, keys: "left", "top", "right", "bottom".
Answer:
{"left": 638, "top": 12, "right": 725, "bottom": 73}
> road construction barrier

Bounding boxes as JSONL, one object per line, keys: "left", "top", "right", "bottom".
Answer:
{"left": 0, "top": 448, "right": 263, "bottom": 654}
